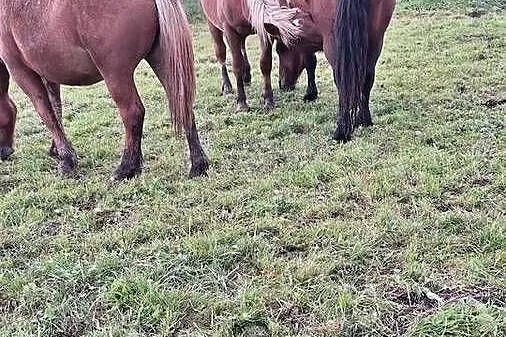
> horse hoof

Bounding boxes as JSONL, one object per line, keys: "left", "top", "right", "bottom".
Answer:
{"left": 222, "top": 84, "right": 233, "bottom": 95}
{"left": 111, "top": 165, "right": 142, "bottom": 181}
{"left": 57, "top": 160, "right": 77, "bottom": 176}
{"left": 264, "top": 100, "right": 275, "bottom": 111}
{"left": 332, "top": 129, "right": 352, "bottom": 143}
{"left": 303, "top": 92, "right": 318, "bottom": 103}
{"left": 280, "top": 85, "right": 296, "bottom": 92}
{"left": 236, "top": 102, "right": 249, "bottom": 112}
{"left": 0, "top": 146, "right": 14, "bottom": 160}
{"left": 189, "top": 157, "right": 209, "bottom": 179}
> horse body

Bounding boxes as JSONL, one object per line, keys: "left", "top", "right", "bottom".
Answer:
{"left": 200, "top": 0, "right": 318, "bottom": 111}
{"left": 278, "top": 0, "right": 396, "bottom": 141}
{"left": 0, "top": 0, "right": 208, "bottom": 179}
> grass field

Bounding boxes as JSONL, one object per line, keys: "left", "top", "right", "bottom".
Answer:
{"left": 1, "top": 1, "right": 505, "bottom": 336}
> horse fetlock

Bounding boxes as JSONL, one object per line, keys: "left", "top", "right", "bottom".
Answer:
{"left": 0, "top": 146, "right": 14, "bottom": 160}
{"left": 355, "top": 113, "right": 373, "bottom": 128}
{"left": 189, "top": 154, "right": 209, "bottom": 179}
{"left": 112, "top": 150, "right": 143, "bottom": 181}
{"left": 56, "top": 147, "right": 78, "bottom": 175}
{"left": 222, "top": 82, "right": 233, "bottom": 95}
{"left": 333, "top": 121, "right": 353, "bottom": 143}
{"left": 236, "top": 101, "right": 249, "bottom": 112}
{"left": 263, "top": 97, "right": 275, "bottom": 110}
{"left": 303, "top": 86, "right": 318, "bottom": 103}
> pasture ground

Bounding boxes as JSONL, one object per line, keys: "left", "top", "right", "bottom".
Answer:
{"left": 1, "top": 1, "right": 505, "bottom": 336}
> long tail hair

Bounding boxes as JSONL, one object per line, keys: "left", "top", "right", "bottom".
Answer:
{"left": 153, "top": 0, "right": 195, "bottom": 135}
{"left": 246, "top": 0, "right": 302, "bottom": 46}
{"left": 334, "top": 0, "right": 369, "bottom": 137}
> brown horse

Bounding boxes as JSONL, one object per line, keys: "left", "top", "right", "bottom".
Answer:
{"left": 200, "top": 0, "right": 317, "bottom": 111}
{"left": 274, "top": 0, "right": 396, "bottom": 142}
{"left": 0, "top": 0, "right": 208, "bottom": 180}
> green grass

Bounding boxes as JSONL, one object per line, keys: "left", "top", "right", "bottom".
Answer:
{"left": 1, "top": 3, "right": 505, "bottom": 337}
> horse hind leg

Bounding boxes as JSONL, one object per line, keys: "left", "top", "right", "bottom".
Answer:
{"left": 356, "top": 37, "right": 384, "bottom": 128}
{"left": 5, "top": 58, "right": 76, "bottom": 173}
{"left": 146, "top": 51, "right": 209, "bottom": 178}
{"left": 208, "top": 21, "right": 233, "bottom": 95}
{"left": 101, "top": 71, "right": 145, "bottom": 181}
{"left": 0, "top": 61, "right": 17, "bottom": 160}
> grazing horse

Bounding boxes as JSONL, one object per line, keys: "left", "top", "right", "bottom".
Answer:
{"left": 0, "top": 0, "right": 209, "bottom": 180}
{"left": 200, "top": 0, "right": 317, "bottom": 111}
{"left": 274, "top": 0, "right": 396, "bottom": 142}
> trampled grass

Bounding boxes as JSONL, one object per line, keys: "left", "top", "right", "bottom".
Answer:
{"left": 1, "top": 3, "right": 505, "bottom": 337}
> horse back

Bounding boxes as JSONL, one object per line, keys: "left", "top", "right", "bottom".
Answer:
{"left": 201, "top": 0, "right": 253, "bottom": 34}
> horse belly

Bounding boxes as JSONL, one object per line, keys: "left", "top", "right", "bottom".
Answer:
{"left": 24, "top": 45, "right": 103, "bottom": 86}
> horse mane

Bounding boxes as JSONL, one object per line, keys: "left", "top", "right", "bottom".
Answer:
{"left": 246, "top": 0, "right": 302, "bottom": 46}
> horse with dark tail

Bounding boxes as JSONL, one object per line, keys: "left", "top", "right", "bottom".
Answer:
{"left": 275, "top": 0, "right": 396, "bottom": 142}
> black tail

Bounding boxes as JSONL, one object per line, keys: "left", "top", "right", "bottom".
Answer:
{"left": 333, "top": 0, "right": 369, "bottom": 141}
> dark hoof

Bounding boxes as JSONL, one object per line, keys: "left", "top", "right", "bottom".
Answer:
{"left": 332, "top": 128, "right": 352, "bottom": 143}
{"left": 357, "top": 120, "right": 373, "bottom": 128}
{"left": 189, "top": 156, "right": 209, "bottom": 179}
{"left": 56, "top": 148, "right": 78, "bottom": 176}
{"left": 48, "top": 143, "right": 59, "bottom": 159}
{"left": 222, "top": 83, "right": 233, "bottom": 95}
{"left": 57, "top": 159, "right": 77, "bottom": 176}
{"left": 0, "top": 146, "right": 14, "bottom": 160}
{"left": 111, "top": 165, "right": 142, "bottom": 181}
{"left": 280, "top": 85, "right": 296, "bottom": 92}
{"left": 236, "top": 102, "right": 249, "bottom": 112}
{"left": 303, "top": 92, "right": 318, "bottom": 103}
{"left": 264, "top": 100, "right": 275, "bottom": 111}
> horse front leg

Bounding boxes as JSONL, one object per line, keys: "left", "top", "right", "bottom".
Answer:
{"left": 260, "top": 40, "right": 275, "bottom": 110}
{"left": 303, "top": 53, "right": 318, "bottom": 103}
{"left": 225, "top": 27, "right": 248, "bottom": 112}
{"left": 0, "top": 60, "right": 16, "bottom": 160}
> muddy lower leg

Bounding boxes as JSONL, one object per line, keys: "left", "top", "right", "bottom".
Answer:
{"left": 225, "top": 27, "right": 248, "bottom": 111}
{"left": 185, "top": 119, "right": 209, "bottom": 178}
{"left": 332, "top": 67, "right": 353, "bottom": 143}
{"left": 104, "top": 74, "right": 145, "bottom": 181}
{"left": 303, "top": 53, "right": 318, "bottom": 103}
{"left": 260, "top": 41, "right": 274, "bottom": 110}
{"left": 355, "top": 69, "right": 374, "bottom": 128}
{"left": 0, "top": 61, "right": 16, "bottom": 160}
{"left": 356, "top": 39, "right": 383, "bottom": 128}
